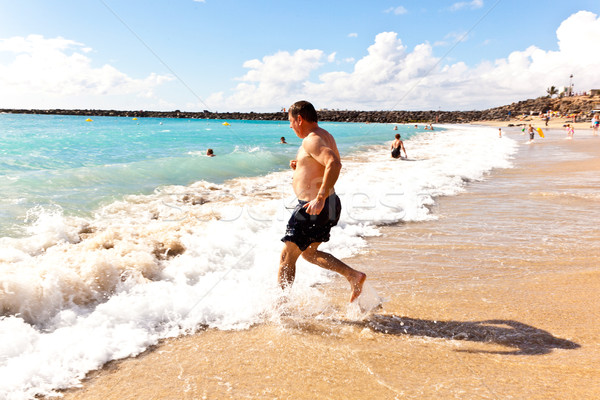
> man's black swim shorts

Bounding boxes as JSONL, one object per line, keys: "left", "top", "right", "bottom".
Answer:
{"left": 281, "top": 194, "right": 342, "bottom": 251}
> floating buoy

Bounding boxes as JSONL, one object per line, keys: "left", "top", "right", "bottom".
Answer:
{"left": 222, "top": 122, "right": 230, "bottom": 126}
{"left": 85, "top": 118, "right": 93, "bottom": 122}
{"left": 132, "top": 117, "right": 138, "bottom": 121}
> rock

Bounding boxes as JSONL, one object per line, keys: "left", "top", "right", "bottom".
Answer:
{"left": 2, "top": 94, "right": 598, "bottom": 123}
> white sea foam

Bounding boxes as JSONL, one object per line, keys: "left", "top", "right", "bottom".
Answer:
{"left": 0, "top": 125, "right": 517, "bottom": 399}
{"left": 186, "top": 150, "right": 207, "bottom": 156}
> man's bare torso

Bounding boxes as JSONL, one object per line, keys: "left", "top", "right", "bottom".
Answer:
{"left": 292, "top": 128, "right": 340, "bottom": 201}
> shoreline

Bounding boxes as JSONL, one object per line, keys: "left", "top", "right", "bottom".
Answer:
{"left": 57, "top": 125, "right": 600, "bottom": 400}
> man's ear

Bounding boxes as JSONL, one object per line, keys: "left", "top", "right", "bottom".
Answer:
{"left": 296, "top": 115, "right": 304, "bottom": 125}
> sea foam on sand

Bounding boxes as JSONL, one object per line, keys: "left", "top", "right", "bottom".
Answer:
{"left": 0, "top": 125, "right": 517, "bottom": 399}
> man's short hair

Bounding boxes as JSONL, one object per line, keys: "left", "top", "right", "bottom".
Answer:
{"left": 289, "top": 100, "right": 318, "bottom": 123}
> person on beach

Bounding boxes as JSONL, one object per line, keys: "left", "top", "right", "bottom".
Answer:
{"left": 565, "top": 124, "right": 574, "bottom": 139}
{"left": 499, "top": 128, "right": 502, "bottom": 138}
{"left": 527, "top": 124, "right": 535, "bottom": 142}
{"left": 592, "top": 114, "right": 599, "bottom": 136}
{"left": 206, "top": 148, "right": 215, "bottom": 157}
{"left": 391, "top": 133, "right": 407, "bottom": 159}
{"left": 279, "top": 100, "right": 366, "bottom": 303}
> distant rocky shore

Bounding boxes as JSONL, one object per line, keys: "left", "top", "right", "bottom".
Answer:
{"left": 2, "top": 95, "right": 598, "bottom": 123}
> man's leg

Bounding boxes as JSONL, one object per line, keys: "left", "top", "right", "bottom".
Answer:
{"left": 301, "top": 243, "right": 366, "bottom": 302}
{"left": 278, "top": 241, "right": 303, "bottom": 289}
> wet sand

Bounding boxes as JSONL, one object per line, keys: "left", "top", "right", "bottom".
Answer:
{"left": 60, "top": 126, "right": 600, "bottom": 400}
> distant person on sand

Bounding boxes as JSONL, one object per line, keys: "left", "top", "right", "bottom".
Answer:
{"left": 592, "top": 114, "right": 599, "bottom": 136}
{"left": 499, "top": 128, "right": 502, "bottom": 138}
{"left": 206, "top": 148, "right": 215, "bottom": 157}
{"left": 280, "top": 136, "right": 287, "bottom": 144}
{"left": 279, "top": 100, "right": 366, "bottom": 303}
{"left": 391, "top": 133, "right": 407, "bottom": 159}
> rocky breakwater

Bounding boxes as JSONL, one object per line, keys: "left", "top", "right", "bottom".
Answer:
{"left": 0, "top": 108, "right": 288, "bottom": 120}
{"left": 0, "top": 108, "right": 485, "bottom": 123}
{"left": 2, "top": 94, "right": 597, "bottom": 123}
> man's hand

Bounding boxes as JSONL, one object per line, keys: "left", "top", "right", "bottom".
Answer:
{"left": 290, "top": 160, "right": 297, "bottom": 170}
{"left": 303, "top": 196, "right": 325, "bottom": 215}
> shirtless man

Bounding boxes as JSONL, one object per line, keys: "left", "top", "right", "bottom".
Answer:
{"left": 279, "top": 101, "right": 366, "bottom": 302}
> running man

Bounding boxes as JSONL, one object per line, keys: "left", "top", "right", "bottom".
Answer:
{"left": 279, "top": 101, "right": 366, "bottom": 302}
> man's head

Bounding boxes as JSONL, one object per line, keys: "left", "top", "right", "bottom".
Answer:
{"left": 288, "top": 100, "right": 318, "bottom": 123}
{"left": 288, "top": 101, "right": 319, "bottom": 138}
{"left": 395, "top": 133, "right": 400, "bottom": 139}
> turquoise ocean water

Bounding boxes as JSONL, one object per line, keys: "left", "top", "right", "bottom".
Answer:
{"left": 0, "top": 113, "right": 415, "bottom": 237}
{"left": 0, "top": 113, "right": 521, "bottom": 399}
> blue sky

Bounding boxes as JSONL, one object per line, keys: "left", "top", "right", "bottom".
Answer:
{"left": 0, "top": 0, "right": 599, "bottom": 111}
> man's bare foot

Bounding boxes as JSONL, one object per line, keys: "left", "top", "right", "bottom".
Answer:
{"left": 349, "top": 271, "right": 367, "bottom": 303}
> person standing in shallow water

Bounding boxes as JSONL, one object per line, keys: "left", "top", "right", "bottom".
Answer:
{"left": 279, "top": 100, "right": 366, "bottom": 302}
{"left": 592, "top": 114, "right": 599, "bottom": 136}
{"left": 527, "top": 124, "right": 535, "bottom": 142}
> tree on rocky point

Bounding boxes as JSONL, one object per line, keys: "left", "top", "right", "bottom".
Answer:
{"left": 546, "top": 86, "right": 559, "bottom": 98}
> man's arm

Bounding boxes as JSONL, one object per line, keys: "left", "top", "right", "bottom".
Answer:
{"left": 302, "top": 134, "right": 342, "bottom": 215}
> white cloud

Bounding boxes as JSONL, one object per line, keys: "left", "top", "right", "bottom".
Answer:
{"left": 0, "top": 35, "right": 173, "bottom": 109}
{"left": 450, "top": 0, "right": 483, "bottom": 11}
{"left": 447, "top": 31, "right": 470, "bottom": 43}
{"left": 348, "top": 33, "right": 358, "bottom": 38}
{"left": 434, "top": 31, "right": 469, "bottom": 47}
{"left": 207, "top": 11, "right": 600, "bottom": 112}
{"left": 207, "top": 49, "right": 324, "bottom": 109}
{"left": 385, "top": 6, "right": 408, "bottom": 15}
{"left": 327, "top": 52, "right": 336, "bottom": 63}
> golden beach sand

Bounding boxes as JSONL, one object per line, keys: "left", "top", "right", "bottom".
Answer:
{"left": 471, "top": 115, "right": 597, "bottom": 132}
{"left": 59, "top": 125, "right": 600, "bottom": 400}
